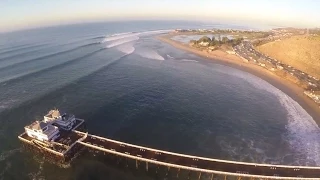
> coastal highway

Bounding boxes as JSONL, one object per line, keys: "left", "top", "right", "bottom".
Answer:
{"left": 74, "top": 131, "right": 320, "bottom": 179}
{"left": 234, "top": 41, "right": 320, "bottom": 89}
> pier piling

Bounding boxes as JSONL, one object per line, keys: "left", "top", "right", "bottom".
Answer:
{"left": 177, "top": 168, "right": 180, "bottom": 178}
{"left": 146, "top": 162, "right": 148, "bottom": 171}
{"left": 136, "top": 159, "right": 138, "bottom": 169}
{"left": 198, "top": 172, "right": 202, "bottom": 180}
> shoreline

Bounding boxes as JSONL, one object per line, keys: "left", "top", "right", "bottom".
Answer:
{"left": 157, "top": 34, "right": 320, "bottom": 124}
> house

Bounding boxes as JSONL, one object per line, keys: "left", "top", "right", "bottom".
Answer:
{"left": 44, "top": 109, "right": 76, "bottom": 131}
{"left": 24, "top": 121, "right": 60, "bottom": 142}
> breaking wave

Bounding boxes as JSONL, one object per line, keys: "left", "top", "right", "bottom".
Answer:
{"left": 136, "top": 48, "right": 164, "bottom": 61}
{"left": 215, "top": 65, "right": 320, "bottom": 165}
{"left": 116, "top": 43, "right": 135, "bottom": 55}
{"left": 140, "top": 29, "right": 171, "bottom": 35}
{"left": 180, "top": 59, "right": 198, "bottom": 62}
{"left": 166, "top": 54, "right": 174, "bottom": 59}
{"left": 105, "top": 36, "right": 139, "bottom": 48}
{"left": 101, "top": 32, "right": 135, "bottom": 43}
{"left": 100, "top": 30, "right": 170, "bottom": 44}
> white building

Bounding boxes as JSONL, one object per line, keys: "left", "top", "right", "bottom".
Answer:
{"left": 44, "top": 109, "right": 76, "bottom": 131}
{"left": 25, "top": 121, "right": 60, "bottom": 142}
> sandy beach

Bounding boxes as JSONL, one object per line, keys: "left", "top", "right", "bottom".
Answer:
{"left": 157, "top": 34, "right": 320, "bottom": 124}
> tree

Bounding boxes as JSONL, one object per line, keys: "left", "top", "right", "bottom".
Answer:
{"left": 215, "top": 40, "right": 221, "bottom": 46}
{"left": 228, "top": 39, "right": 235, "bottom": 46}
{"left": 198, "top": 36, "right": 211, "bottom": 43}
{"left": 217, "top": 34, "right": 222, "bottom": 42}
{"left": 222, "top": 37, "right": 229, "bottom": 44}
{"left": 209, "top": 40, "right": 216, "bottom": 46}
{"left": 234, "top": 37, "right": 244, "bottom": 45}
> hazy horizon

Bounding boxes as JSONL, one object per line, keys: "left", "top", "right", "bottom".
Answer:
{"left": 1, "top": 0, "right": 320, "bottom": 32}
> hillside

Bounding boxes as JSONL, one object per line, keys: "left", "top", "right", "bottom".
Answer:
{"left": 256, "top": 35, "right": 320, "bottom": 79}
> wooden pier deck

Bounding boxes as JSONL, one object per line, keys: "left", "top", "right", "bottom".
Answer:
{"left": 71, "top": 131, "right": 320, "bottom": 179}
{"left": 19, "top": 127, "right": 320, "bottom": 179}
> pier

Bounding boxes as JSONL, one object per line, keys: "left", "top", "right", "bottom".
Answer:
{"left": 18, "top": 118, "right": 320, "bottom": 179}
{"left": 72, "top": 130, "right": 320, "bottom": 179}
{"left": 22, "top": 128, "right": 320, "bottom": 179}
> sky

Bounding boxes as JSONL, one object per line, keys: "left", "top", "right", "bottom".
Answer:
{"left": 1, "top": 0, "right": 319, "bottom": 32}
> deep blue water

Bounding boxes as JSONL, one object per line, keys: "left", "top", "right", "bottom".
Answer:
{"left": 0, "top": 21, "right": 319, "bottom": 180}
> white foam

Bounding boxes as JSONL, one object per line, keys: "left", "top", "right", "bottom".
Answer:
{"left": 280, "top": 95, "right": 320, "bottom": 166}
{"left": 215, "top": 66, "right": 320, "bottom": 165}
{"left": 0, "top": 99, "right": 18, "bottom": 112}
{"left": 139, "top": 29, "right": 171, "bottom": 35}
{"left": 180, "top": 59, "right": 198, "bottom": 62}
{"left": 28, "top": 157, "right": 45, "bottom": 180}
{"left": 116, "top": 43, "right": 135, "bottom": 55}
{"left": 136, "top": 48, "right": 164, "bottom": 61}
{"left": 167, "top": 54, "right": 174, "bottom": 59}
{"left": 105, "top": 36, "right": 139, "bottom": 48}
{"left": 110, "top": 32, "right": 133, "bottom": 37}
{"left": 218, "top": 136, "right": 276, "bottom": 164}
{"left": 0, "top": 148, "right": 20, "bottom": 162}
{"left": 102, "top": 32, "right": 136, "bottom": 43}
{"left": 101, "top": 29, "right": 170, "bottom": 44}
{"left": 0, "top": 162, "right": 11, "bottom": 179}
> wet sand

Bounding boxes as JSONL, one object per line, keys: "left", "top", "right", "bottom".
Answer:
{"left": 157, "top": 34, "right": 320, "bottom": 124}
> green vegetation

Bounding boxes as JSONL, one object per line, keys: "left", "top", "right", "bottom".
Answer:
{"left": 190, "top": 35, "right": 244, "bottom": 48}
{"left": 198, "top": 36, "right": 211, "bottom": 43}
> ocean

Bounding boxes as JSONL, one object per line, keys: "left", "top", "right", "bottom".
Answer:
{"left": 0, "top": 21, "right": 319, "bottom": 180}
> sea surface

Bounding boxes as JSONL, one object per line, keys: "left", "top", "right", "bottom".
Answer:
{"left": 0, "top": 21, "right": 319, "bottom": 180}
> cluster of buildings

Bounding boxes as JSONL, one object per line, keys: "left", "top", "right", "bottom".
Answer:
{"left": 24, "top": 109, "right": 80, "bottom": 142}
{"left": 174, "top": 28, "right": 260, "bottom": 34}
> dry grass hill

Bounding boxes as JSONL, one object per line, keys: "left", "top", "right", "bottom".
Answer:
{"left": 256, "top": 35, "right": 320, "bottom": 79}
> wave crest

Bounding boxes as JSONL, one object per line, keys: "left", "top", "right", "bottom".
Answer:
{"left": 101, "top": 32, "right": 135, "bottom": 43}
{"left": 116, "top": 43, "right": 135, "bottom": 55}
{"left": 136, "top": 48, "right": 164, "bottom": 61}
{"left": 105, "top": 36, "right": 139, "bottom": 48}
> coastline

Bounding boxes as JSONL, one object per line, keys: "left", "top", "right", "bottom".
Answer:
{"left": 157, "top": 34, "right": 320, "bottom": 124}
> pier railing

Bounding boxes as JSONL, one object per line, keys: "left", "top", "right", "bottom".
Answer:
{"left": 73, "top": 130, "right": 320, "bottom": 179}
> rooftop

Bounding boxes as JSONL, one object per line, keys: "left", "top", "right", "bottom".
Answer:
{"left": 26, "top": 121, "right": 48, "bottom": 131}
{"left": 45, "top": 109, "right": 62, "bottom": 119}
